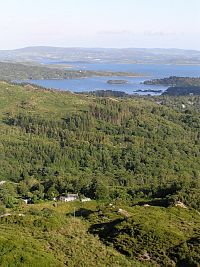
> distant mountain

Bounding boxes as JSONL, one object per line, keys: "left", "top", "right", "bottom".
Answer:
{"left": 0, "top": 46, "right": 200, "bottom": 65}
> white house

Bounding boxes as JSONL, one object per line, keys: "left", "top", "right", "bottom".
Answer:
{"left": 60, "top": 194, "right": 79, "bottom": 202}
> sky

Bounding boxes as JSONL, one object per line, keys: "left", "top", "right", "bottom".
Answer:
{"left": 0, "top": 0, "right": 200, "bottom": 50}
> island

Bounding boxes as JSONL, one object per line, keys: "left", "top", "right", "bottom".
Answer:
{"left": 107, "top": 79, "right": 128, "bottom": 84}
{"left": 143, "top": 76, "right": 200, "bottom": 87}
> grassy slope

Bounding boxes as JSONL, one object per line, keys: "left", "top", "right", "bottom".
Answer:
{"left": 87, "top": 204, "right": 200, "bottom": 265}
{"left": 0, "top": 201, "right": 141, "bottom": 267}
{"left": 0, "top": 201, "right": 199, "bottom": 266}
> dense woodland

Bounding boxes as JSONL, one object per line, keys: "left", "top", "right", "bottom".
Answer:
{"left": 0, "top": 81, "right": 200, "bottom": 266}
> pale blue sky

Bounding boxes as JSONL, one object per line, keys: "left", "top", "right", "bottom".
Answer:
{"left": 1, "top": 0, "right": 200, "bottom": 50}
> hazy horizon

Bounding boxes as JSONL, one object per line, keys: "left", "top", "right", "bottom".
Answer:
{"left": 1, "top": 45, "right": 200, "bottom": 52}
{"left": 1, "top": 0, "right": 200, "bottom": 50}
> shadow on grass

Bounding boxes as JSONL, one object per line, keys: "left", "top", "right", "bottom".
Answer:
{"left": 66, "top": 208, "right": 95, "bottom": 219}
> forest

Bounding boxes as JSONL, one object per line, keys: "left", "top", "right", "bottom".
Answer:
{"left": 0, "top": 81, "right": 200, "bottom": 266}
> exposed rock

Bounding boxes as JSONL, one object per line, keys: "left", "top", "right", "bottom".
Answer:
{"left": 139, "top": 252, "right": 151, "bottom": 261}
{"left": 175, "top": 201, "right": 187, "bottom": 209}
{"left": 118, "top": 208, "right": 130, "bottom": 217}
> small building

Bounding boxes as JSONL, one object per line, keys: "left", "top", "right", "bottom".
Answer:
{"left": 81, "top": 197, "right": 91, "bottom": 202}
{"left": 60, "top": 194, "right": 79, "bottom": 202}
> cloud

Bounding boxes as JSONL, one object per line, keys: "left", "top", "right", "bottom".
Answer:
{"left": 98, "top": 30, "right": 133, "bottom": 36}
{"left": 143, "top": 31, "right": 177, "bottom": 36}
{"left": 98, "top": 30, "right": 179, "bottom": 37}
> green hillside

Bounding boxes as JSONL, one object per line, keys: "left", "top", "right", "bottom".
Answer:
{"left": 0, "top": 202, "right": 135, "bottom": 267}
{"left": 0, "top": 201, "right": 199, "bottom": 266}
{"left": 0, "top": 81, "right": 200, "bottom": 266}
{"left": 1, "top": 82, "right": 200, "bottom": 207}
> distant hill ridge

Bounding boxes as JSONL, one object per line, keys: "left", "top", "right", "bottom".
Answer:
{"left": 0, "top": 46, "right": 200, "bottom": 64}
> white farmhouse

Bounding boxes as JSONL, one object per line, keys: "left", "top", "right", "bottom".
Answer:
{"left": 60, "top": 194, "right": 79, "bottom": 202}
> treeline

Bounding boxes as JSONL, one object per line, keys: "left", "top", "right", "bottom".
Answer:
{"left": 77, "top": 89, "right": 129, "bottom": 97}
